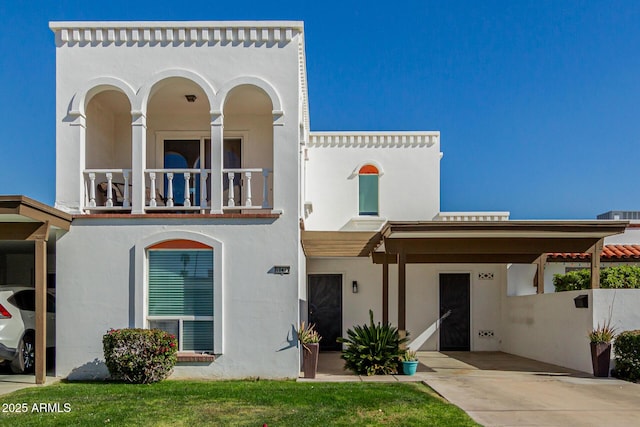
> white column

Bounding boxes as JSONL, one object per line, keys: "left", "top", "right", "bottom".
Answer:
{"left": 271, "top": 110, "right": 285, "bottom": 214}
{"left": 122, "top": 170, "right": 130, "bottom": 208}
{"left": 70, "top": 113, "right": 86, "bottom": 213}
{"left": 210, "top": 111, "right": 223, "bottom": 213}
{"left": 131, "top": 111, "right": 147, "bottom": 213}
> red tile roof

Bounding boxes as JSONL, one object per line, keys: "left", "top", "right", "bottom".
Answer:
{"left": 547, "top": 245, "right": 640, "bottom": 261}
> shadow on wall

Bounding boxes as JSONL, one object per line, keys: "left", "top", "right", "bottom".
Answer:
{"left": 66, "top": 359, "right": 110, "bottom": 381}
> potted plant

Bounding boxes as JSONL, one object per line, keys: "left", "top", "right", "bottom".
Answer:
{"left": 589, "top": 321, "right": 616, "bottom": 377}
{"left": 297, "top": 321, "right": 322, "bottom": 379}
{"left": 400, "top": 350, "right": 419, "bottom": 375}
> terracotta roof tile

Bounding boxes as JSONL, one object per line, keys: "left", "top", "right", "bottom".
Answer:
{"left": 547, "top": 245, "right": 640, "bottom": 261}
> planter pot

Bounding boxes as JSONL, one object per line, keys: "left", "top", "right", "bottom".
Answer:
{"left": 302, "top": 343, "right": 319, "bottom": 379}
{"left": 590, "top": 342, "right": 612, "bottom": 377}
{"left": 401, "top": 360, "right": 419, "bottom": 376}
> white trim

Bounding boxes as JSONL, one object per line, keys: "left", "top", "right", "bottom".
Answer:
{"left": 216, "top": 76, "right": 283, "bottom": 114}
{"left": 70, "top": 76, "right": 136, "bottom": 117}
{"left": 349, "top": 160, "right": 385, "bottom": 179}
{"left": 135, "top": 231, "right": 224, "bottom": 354}
{"left": 50, "top": 23, "right": 300, "bottom": 46}
{"left": 308, "top": 132, "right": 439, "bottom": 148}
{"left": 136, "top": 69, "right": 216, "bottom": 115}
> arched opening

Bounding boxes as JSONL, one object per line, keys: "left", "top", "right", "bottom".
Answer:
{"left": 85, "top": 89, "right": 132, "bottom": 208}
{"left": 358, "top": 165, "right": 379, "bottom": 216}
{"left": 146, "top": 77, "right": 211, "bottom": 209}
{"left": 222, "top": 84, "right": 274, "bottom": 210}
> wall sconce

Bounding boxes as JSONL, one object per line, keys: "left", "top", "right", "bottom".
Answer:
{"left": 352, "top": 281, "right": 358, "bottom": 293}
{"left": 185, "top": 94, "right": 197, "bottom": 102}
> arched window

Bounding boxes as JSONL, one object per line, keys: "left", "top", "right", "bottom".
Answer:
{"left": 147, "top": 239, "right": 214, "bottom": 352}
{"left": 359, "top": 165, "right": 379, "bottom": 216}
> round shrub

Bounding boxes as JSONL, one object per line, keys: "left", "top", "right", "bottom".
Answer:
{"left": 613, "top": 330, "right": 640, "bottom": 382}
{"left": 338, "top": 310, "right": 408, "bottom": 376}
{"left": 103, "top": 328, "right": 177, "bottom": 384}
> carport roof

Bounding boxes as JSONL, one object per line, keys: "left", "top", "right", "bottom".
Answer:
{"left": 0, "top": 195, "right": 71, "bottom": 239}
{"left": 301, "top": 220, "right": 629, "bottom": 263}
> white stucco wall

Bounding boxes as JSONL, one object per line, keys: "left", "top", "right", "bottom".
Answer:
{"left": 502, "top": 289, "right": 640, "bottom": 373}
{"left": 56, "top": 217, "right": 301, "bottom": 379}
{"left": 307, "top": 258, "right": 504, "bottom": 351}
{"left": 604, "top": 224, "right": 640, "bottom": 244}
{"left": 501, "top": 290, "right": 593, "bottom": 372}
{"left": 304, "top": 133, "right": 441, "bottom": 230}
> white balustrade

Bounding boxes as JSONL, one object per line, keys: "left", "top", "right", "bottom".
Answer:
{"left": 84, "top": 167, "right": 272, "bottom": 213}
{"left": 223, "top": 168, "right": 272, "bottom": 210}
{"left": 145, "top": 169, "right": 208, "bottom": 211}
{"left": 83, "top": 169, "right": 132, "bottom": 211}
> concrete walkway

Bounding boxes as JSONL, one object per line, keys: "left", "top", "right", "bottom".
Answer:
{"left": 307, "top": 351, "right": 640, "bottom": 427}
{"left": 0, "top": 374, "right": 59, "bottom": 397}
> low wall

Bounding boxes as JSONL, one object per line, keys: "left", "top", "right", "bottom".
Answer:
{"left": 502, "top": 289, "right": 640, "bottom": 373}
{"left": 502, "top": 290, "right": 592, "bottom": 372}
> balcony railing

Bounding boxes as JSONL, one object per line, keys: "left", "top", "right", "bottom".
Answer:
{"left": 145, "top": 169, "right": 208, "bottom": 211}
{"left": 222, "top": 168, "right": 272, "bottom": 210}
{"left": 84, "top": 169, "right": 132, "bottom": 211}
{"left": 83, "top": 168, "right": 273, "bottom": 213}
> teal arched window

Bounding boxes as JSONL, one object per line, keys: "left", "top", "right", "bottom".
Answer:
{"left": 358, "top": 165, "right": 379, "bottom": 216}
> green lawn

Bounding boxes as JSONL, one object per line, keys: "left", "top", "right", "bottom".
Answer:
{"left": 0, "top": 380, "right": 480, "bottom": 426}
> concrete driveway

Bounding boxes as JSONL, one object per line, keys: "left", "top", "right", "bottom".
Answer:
{"left": 420, "top": 352, "right": 640, "bottom": 427}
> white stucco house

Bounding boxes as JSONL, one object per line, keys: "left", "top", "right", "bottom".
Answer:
{"left": 46, "top": 20, "right": 637, "bottom": 380}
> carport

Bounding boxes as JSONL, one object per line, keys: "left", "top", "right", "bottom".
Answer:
{"left": 302, "top": 220, "right": 629, "bottom": 330}
{"left": 0, "top": 196, "right": 71, "bottom": 384}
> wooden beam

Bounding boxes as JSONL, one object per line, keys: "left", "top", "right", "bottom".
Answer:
{"left": 385, "top": 237, "right": 601, "bottom": 255}
{"left": 382, "top": 259, "right": 389, "bottom": 324}
{"left": 372, "top": 252, "right": 541, "bottom": 264}
{"left": 0, "top": 223, "right": 43, "bottom": 240}
{"left": 535, "top": 254, "right": 547, "bottom": 294}
{"left": 26, "top": 222, "right": 50, "bottom": 242}
{"left": 398, "top": 251, "right": 406, "bottom": 332}
{"left": 590, "top": 238, "right": 604, "bottom": 289}
{"left": 34, "top": 238, "right": 47, "bottom": 384}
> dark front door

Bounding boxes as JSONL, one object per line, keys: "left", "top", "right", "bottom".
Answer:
{"left": 308, "top": 274, "right": 342, "bottom": 351}
{"left": 439, "top": 273, "right": 471, "bottom": 351}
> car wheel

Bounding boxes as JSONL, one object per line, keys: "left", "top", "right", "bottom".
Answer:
{"left": 10, "top": 334, "right": 35, "bottom": 374}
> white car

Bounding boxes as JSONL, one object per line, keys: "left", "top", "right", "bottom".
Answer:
{"left": 0, "top": 286, "right": 55, "bottom": 374}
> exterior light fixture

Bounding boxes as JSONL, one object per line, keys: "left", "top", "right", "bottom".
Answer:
{"left": 352, "top": 281, "right": 358, "bottom": 293}
{"left": 185, "top": 94, "right": 197, "bottom": 102}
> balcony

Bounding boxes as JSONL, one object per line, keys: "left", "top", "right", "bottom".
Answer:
{"left": 83, "top": 168, "right": 273, "bottom": 213}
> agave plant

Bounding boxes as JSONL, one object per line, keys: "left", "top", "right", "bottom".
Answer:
{"left": 296, "top": 321, "right": 321, "bottom": 352}
{"left": 589, "top": 321, "right": 616, "bottom": 344}
{"left": 338, "top": 310, "right": 409, "bottom": 375}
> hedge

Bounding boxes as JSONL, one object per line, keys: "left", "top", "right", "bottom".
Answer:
{"left": 613, "top": 330, "right": 640, "bottom": 382}
{"left": 553, "top": 265, "right": 640, "bottom": 292}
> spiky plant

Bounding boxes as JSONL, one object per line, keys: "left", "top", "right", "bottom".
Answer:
{"left": 338, "top": 310, "right": 409, "bottom": 375}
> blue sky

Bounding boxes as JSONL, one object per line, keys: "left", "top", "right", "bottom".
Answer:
{"left": 1, "top": 1, "right": 638, "bottom": 219}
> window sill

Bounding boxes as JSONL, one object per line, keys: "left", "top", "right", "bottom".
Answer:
{"left": 176, "top": 352, "right": 216, "bottom": 363}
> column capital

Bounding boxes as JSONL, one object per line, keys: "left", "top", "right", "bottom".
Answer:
{"left": 69, "top": 112, "right": 86, "bottom": 128}
{"left": 272, "top": 110, "right": 284, "bottom": 126}
{"left": 211, "top": 110, "right": 223, "bottom": 127}
{"left": 131, "top": 110, "right": 147, "bottom": 128}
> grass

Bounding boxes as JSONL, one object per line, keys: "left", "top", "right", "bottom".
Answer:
{"left": 0, "top": 380, "right": 480, "bottom": 426}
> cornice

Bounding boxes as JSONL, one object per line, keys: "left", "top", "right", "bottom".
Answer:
{"left": 49, "top": 21, "right": 302, "bottom": 46}
{"left": 308, "top": 132, "right": 439, "bottom": 148}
